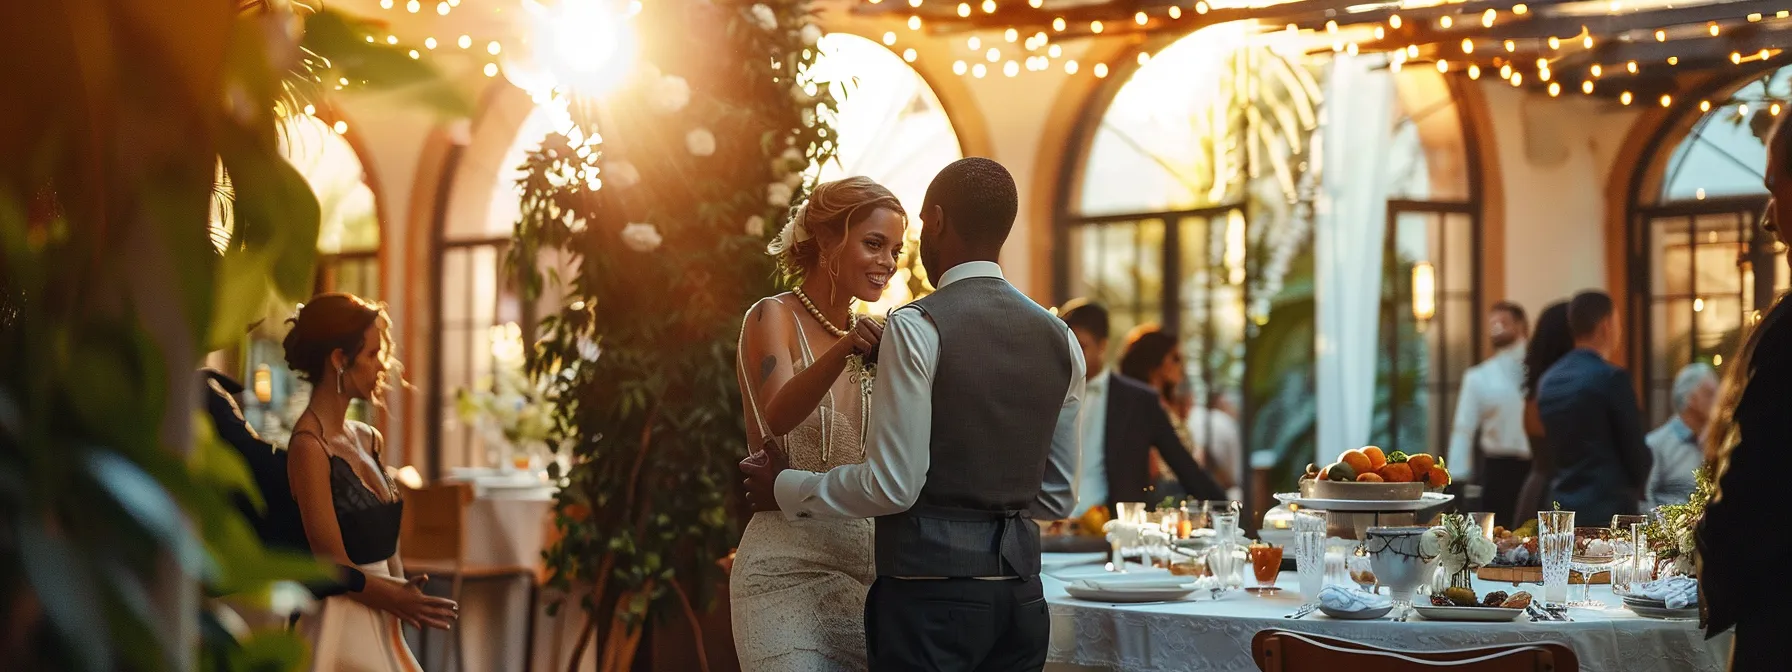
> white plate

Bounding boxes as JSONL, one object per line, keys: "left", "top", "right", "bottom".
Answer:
{"left": 1319, "top": 604, "right": 1393, "bottom": 620}
{"left": 1063, "top": 583, "right": 1196, "bottom": 603}
{"left": 1413, "top": 605, "right": 1524, "bottom": 622}
{"left": 1274, "top": 492, "right": 1455, "bottom": 512}
{"left": 1623, "top": 601, "right": 1699, "bottom": 620}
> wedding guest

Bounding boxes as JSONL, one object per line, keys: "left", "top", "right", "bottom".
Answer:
{"left": 1537, "top": 290, "right": 1651, "bottom": 526}
{"left": 1060, "top": 303, "right": 1224, "bottom": 514}
{"left": 284, "top": 293, "right": 429, "bottom": 671}
{"left": 1697, "top": 117, "right": 1792, "bottom": 671}
{"left": 198, "top": 368, "right": 456, "bottom": 630}
{"left": 1446, "top": 301, "right": 1531, "bottom": 527}
{"left": 1515, "top": 301, "right": 1573, "bottom": 525}
{"left": 1643, "top": 363, "right": 1716, "bottom": 510}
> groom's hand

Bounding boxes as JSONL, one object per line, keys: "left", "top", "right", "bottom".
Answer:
{"left": 740, "top": 440, "right": 789, "bottom": 513}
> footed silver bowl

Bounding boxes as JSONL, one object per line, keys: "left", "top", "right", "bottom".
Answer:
{"left": 1364, "top": 526, "right": 1437, "bottom": 620}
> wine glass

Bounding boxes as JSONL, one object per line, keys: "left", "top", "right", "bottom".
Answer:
{"left": 1347, "top": 550, "right": 1378, "bottom": 593}
{"left": 1610, "top": 514, "right": 1649, "bottom": 594}
{"left": 1567, "top": 526, "right": 1616, "bottom": 607}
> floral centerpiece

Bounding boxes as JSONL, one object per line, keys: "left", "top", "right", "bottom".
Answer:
{"left": 454, "top": 322, "right": 557, "bottom": 468}
{"left": 1422, "top": 513, "right": 1497, "bottom": 590}
{"left": 1641, "top": 467, "right": 1712, "bottom": 577}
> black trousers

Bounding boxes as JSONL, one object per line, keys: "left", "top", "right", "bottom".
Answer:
{"left": 865, "top": 576, "right": 1049, "bottom": 672}
{"left": 1478, "top": 455, "right": 1531, "bottom": 529}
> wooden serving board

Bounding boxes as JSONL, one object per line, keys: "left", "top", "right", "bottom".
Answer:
{"left": 1476, "top": 565, "right": 1610, "bottom": 585}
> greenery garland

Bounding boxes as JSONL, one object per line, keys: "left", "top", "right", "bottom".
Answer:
{"left": 505, "top": 1, "right": 836, "bottom": 669}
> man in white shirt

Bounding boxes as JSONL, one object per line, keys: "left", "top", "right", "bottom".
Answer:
{"left": 742, "top": 158, "right": 1082, "bottom": 670}
{"left": 1446, "top": 301, "right": 1531, "bottom": 527}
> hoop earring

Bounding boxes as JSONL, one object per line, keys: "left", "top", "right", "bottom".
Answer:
{"left": 336, "top": 365, "right": 345, "bottom": 396}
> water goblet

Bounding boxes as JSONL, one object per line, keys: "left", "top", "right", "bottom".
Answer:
{"left": 1567, "top": 526, "right": 1617, "bottom": 607}
{"left": 1538, "top": 511, "right": 1576, "bottom": 605}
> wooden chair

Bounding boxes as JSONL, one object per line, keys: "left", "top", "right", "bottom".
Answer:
{"left": 400, "top": 483, "right": 541, "bottom": 672}
{"left": 1252, "top": 629, "right": 1579, "bottom": 672}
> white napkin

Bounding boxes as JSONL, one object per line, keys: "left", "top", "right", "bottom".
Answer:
{"left": 1317, "top": 584, "right": 1392, "bottom": 612}
{"left": 1635, "top": 576, "right": 1700, "bottom": 610}
{"left": 1075, "top": 577, "right": 1195, "bottom": 592}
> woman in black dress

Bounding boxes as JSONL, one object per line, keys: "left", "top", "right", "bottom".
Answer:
{"left": 1515, "top": 301, "right": 1573, "bottom": 525}
{"left": 284, "top": 293, "right": 431, "bottom": 672}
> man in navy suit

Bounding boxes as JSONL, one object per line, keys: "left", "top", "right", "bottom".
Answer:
{"left": 1058, "top": 300, "right": 1225, "bottom": 514}
{"left": 1535, "top": 291, "right": 1652, "bottom": 525}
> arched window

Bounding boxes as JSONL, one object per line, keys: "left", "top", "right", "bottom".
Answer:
{"left": 1629, "top": 66, "right": 1790, "bottom": 423}
{"left": 241, "top": 113, "right": 384, "bottom": 444}
{"left": 430, "top": 101, "right": 572, "bottom": 473}
{"left": 1059, "top": 23, "right": 1481, "bottom": 492}
{"left": 805, "top": 32, "right": 962, "bottom": 315}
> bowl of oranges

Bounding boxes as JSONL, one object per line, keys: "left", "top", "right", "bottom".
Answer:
{"left": 1299, "top": 447, "right": 1452, "bottom": 501}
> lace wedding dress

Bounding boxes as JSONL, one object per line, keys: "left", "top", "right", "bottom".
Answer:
{"left": 731, "top": 298, "right": 874, "bottom": 671}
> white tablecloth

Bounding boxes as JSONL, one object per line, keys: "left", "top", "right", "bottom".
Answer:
{"left": 1042, "top": 554, "right": 1731, "bottom": 672}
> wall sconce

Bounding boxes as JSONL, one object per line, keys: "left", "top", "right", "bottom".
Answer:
{"left": 252, "top": 364, "right": 274, "bottom": 404}
{"left": 1411, "top": 261, "right": 1437, "bottom": 331}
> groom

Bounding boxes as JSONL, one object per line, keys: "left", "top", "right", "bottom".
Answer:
{"left": 742, "top": 157, "right": 1085, "bottom": 670}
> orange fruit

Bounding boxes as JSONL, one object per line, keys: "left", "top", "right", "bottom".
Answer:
{"left": 1407, "top": 453, "right": 1437, "bottom": 477}
{"left": 1356, "top": 472, "right": 1385, "bottom": 483}
{"left": 1340, "top": 450, "right": 1373, "bottom": 476}
{"left": 1425, "top": 466, "right": 1452, "bottom": 488}
{"left": 1362, "top": 446, "right": 1388, "bottom": 471}
{"left": 1378, "top": 463, "right": 1414, "bottom": 483}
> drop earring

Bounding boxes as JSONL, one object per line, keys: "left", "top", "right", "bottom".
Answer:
{"left": 336, "top": 365, "right": 345, "bottom": 395}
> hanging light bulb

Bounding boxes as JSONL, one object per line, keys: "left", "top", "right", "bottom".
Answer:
{"left": 981, "top": 0, "right": 996, "bottom": 12}
{"left": 1548, "top": 36, "right": 1560, "bottom": 50}
{"left": 1169, "top": 6, "right": 1182, "bottom": 19}
{"left": 1668, "top": 56, "right": 1679, "bottom": 65}
{"left": 953, "top": 60, "right": 967, "bottom": 75}
{"left": 1462, "top": 38, "right": 1474, "bottom": 54}
{"left": 1436, "top": 59, "right": 1449, "bottom": 73}
{"left": 1482, "top": 9, "right": 1496, "bottom": 27}
{"left": 1511, "top": 71, "right": 1523, "bottom": 86}
{"left": 1138, "top": 51, "right": 1151, "bottom": 65}
{"left": 1468, "top": 64, "right": 1481, "bottom": 79}
{"left": 1005, "top": 28, "right": 1018, "bottom": 42}
{"left": 1591, "top": 64, "right": 1602, "bottom": 77}
{"left": 1513, "top": 3, "right": 1528, "bottom": 14}
{"left": 885, "top": 32, "right": 898, "bottom": 45}
{"left": 1659, "top": 94, "right": 1672, "bottom": 107}
{"left": 903, "top": 48, "right": 917, "bottom": 62}
{"left": 972, "top": 63, "right": 987, "bottom": 78}
{"left": 1620, "top": 91, "right": 1633, "bottom": 105}
{"left": 957, "top": 3, "right": 970, "bottom": 16}
{"left": 1094, "top": 62, "right": 1109, "bottom": 78}
{"left": 1090, "top": 20, "right": 1103, "bottom": 33}
{"left": 1003, "top": 60, "right": 1019, "bottom": 77}
{"left": 968, "top": 36, "right": 981, "bottom": 49}
{"left": 1499, "top": 63, "right": 1512, "bottom": 79}
{"left": 1440, "top": 16, "right": 1452, "bottom": 28}
{"left": 1064, "top": 59, "right": 1079, "bottom": 74}
{"left": 1700, "top": 100, "right": 1711, "bottom": 112}
{"left": 1548, "top": 81, "right": 1561, "bottom": 96}
{"left": 1053, "top": 17, "right": 1066, "bottom": 31}
{"left": 1627, "top": 61, "right": 1638, "bottom": 73}
{"left": 1504, "top": 40, "right": 1516, "bottom": 52}
{"left": 1390, "top": 14, "right": 1402, "bottom": 29}
{"left": 1135, "top": 11, "right": 1148, "bottom": 25}
{"left": 1582, "top": 80, "right": 1594, "bottom": 94}
{"left": 1655, "top": 29, "right": 1666, "bottom": 42}
{"left": 908, "top": 15, "right": 921, "bottom": 30}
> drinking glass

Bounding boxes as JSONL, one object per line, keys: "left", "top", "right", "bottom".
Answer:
{"left": 1610, "top": 514, "right": 1650, "bottom": 594}
{"left": 1568, "top": 527, "right": 1616, "bottom": 607}
{"left": 1114, "top": 501, "right": 1148, "bottom": 525}
{"left": 1538, "top": 510, "right": 1576, "bottom": 605}
{"left": 1248, "top": 544, "right": 1284, "bottom": 595}
{"left": 1293, "top": 509, "right": 1329, "bottom": 600}
{"left": 1347, "top": 550, "right": 1378, "bottom": 593}
{"left": 1206, "top": 510, "right": 1244, "bottom": 589}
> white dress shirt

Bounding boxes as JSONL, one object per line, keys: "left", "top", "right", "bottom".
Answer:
{"left": 772, "top": 261, "right": 1088, "bottom": 522}
{"left": 1445, "top": 342, "right": 1531, "bottom": 479}
{"left": 1070, "top": 371, "right": 1110, "bottom": 518}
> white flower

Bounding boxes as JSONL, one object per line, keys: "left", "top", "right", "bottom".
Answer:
{"left": 800, "top": 23, "right": 823, "bottom": 46}
{"left": 1467, "top": 535, "right": 1497, "bottom": 567}
{"left": 1418, "top": 526, "right": 1444, "bottom": 559}
{"left": 685, "top": 128, "right": 716, "bottom": 156}
{"left": 749, "top": 3, "right": 777, "bottom": 31}
{"left": 767, "top": 182, "right": 793, "bottom": 209}
{"left": 576, "top": 336, "right": 601, "bottom": 362}
{"left": 650, "top": 75, "right": 690, "bottom": 113}
{"left": 745, "top": 215, "right": 767, "bottom": 236}
{"left": 606, "top": 160, "right": 640, "bottom": 188}
{"left": 620, "top": 222, "right": 662, "bottom": 252}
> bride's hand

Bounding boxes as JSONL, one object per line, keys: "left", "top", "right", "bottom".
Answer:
{"left": 847, "top": 317, "right": 883, "bottom": 356}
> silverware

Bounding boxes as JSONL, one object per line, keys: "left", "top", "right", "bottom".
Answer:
{"left": 1283, "top": 603, "right": 1316, "bottom": 620}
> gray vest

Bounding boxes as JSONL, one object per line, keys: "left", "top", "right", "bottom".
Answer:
{"left": 873, "top": 277, "right": 1073, "bottom": 578}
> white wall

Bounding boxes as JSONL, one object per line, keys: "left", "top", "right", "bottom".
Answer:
{"left": 1478, "top": 83, "right": 1638, "bottom": 314}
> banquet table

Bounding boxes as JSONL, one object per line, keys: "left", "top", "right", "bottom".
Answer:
{"left": 1040, "top": 553, "right": 1731, "bottom": 672}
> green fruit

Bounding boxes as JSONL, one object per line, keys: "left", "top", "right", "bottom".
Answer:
{"left": 1386, "top": 450, "right": 1410, "bottom": 463}
{"left": 1325, "top": 462, "right": 1356, "bottom": 481}
{"left": 1443, "top": 587, "right": 1477, "bottom": 607}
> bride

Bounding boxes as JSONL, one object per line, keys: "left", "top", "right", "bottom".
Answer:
{"left": 732, "top": 176, "right": 906, "bottom": 670}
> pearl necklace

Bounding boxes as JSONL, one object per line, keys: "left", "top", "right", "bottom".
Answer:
{"left": 791, "top": 287, "right": 855, "bottom": 337}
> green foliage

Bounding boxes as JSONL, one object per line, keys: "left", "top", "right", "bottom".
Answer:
{"left": 1641, "top": 467, "right": 1712, "bottom": 571}
{"left": 0, "top": 2, "right": 459, "bottom": 669}
{"left": 505, "top": 0, "right": 836, "bottom": 657}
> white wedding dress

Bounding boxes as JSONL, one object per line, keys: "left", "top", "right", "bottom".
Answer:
{"left": 731, "top": 298, "right": 874, "bottom": 671}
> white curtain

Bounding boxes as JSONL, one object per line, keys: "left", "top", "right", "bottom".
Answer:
{"left": 1314, "top": 54, "right": 1395, "bottom": 465}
